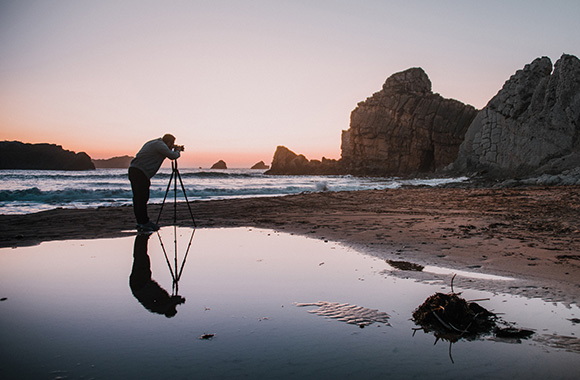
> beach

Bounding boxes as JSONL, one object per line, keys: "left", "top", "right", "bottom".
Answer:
{"left": 1, "top": 186, "right": 579, "bottom": 303}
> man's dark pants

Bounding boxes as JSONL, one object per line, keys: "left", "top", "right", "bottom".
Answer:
{"left": 129, "top": 167, "right": 150, "bottom": 225}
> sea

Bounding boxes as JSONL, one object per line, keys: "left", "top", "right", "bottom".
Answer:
{"left": 0, "top": 168, "right": 467, "bottom": 215}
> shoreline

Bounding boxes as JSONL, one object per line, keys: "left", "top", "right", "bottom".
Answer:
{"left": 1, "top": 186, "right": 579, "bottom": 304}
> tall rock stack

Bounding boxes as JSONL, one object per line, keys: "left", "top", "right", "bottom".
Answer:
{"left": 455, "top": 54, "right": 580, "bottom": 178}
{"left": 341, "top": 68, "right": 478, "bottom": 176}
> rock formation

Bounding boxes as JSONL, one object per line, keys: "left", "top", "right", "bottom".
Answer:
{"left": 341, "top": 68, "right": 478, "bottom": 176}
{"left": 250, "top": 161, "right": 269, "bottom": 170}
{"left": 265, "top": 146, "right": 342, "bottom": 175}
{"left": 0, "top": 141, "right": 95, "bottom": 170}
{"left": 92, "top": 155, "right": 134, "bottom": 168}
{"left": 211, "top": 160, "right": 227, "bottom": 169}
{"left": 454, "top": 54, "right": 580, "bottom": 178}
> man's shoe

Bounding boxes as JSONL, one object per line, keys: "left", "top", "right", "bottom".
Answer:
{"left": 137, "top": 221, "right": 160, "bottom": 232}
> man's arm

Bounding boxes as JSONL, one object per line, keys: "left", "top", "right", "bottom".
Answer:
{"left": 157, "top": 140, "right": 180, "bottom": 160}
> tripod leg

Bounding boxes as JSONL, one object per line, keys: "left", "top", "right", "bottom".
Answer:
{"left": 173, "top": 164, "right": 178, "bottom": 225}
{"left": 175, "top": 168, "right": 197, "bottom": 227}
{"left": 156, "top": 169, "right": 175, "bottom": 225}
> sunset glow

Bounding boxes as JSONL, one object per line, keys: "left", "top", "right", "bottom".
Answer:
{"left": 1, "top": 1, "right": 579, "bottom": 168}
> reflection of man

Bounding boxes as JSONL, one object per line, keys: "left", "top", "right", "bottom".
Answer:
{"left": 130, "top": 233, "right": 185, "bottom": 317}
{"left": 128, "top": 134, "right": 183, "bottom": 232}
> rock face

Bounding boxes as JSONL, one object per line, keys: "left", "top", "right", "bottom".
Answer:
{"left": 92, "top": 155, "right": 134, "bottom": 168}
{"left": 250, "top": 161, "right": 269, "bottom": 170}
{"left": 455, "top": 54, "right": 580, "bottom": 178}
{"left": 341, "top": 68, "right": 478, "bottom": 176}
{"left": 0, "top": 141, "right": 95, "bottom": 170}
{"left": 210, "top": 160, "right": 227, "bottom": 169}
{"left": 265, "top": 146, "right": 342, "bottom": 175}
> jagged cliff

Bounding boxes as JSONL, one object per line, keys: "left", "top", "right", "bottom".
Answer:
{"left": 267, "top": 68, "right": 477, "bottom": 176}
{"left": 267, "top": 56, "right": 580, "bottom": 181}
{"left": 0, "top": 141, "right": 95, "bottom": 170}
{"left": 340, "top": 68, "right": 478, "bottom": 176}
{"left": 454, "top": 54, "right": 580, "bottom": 178}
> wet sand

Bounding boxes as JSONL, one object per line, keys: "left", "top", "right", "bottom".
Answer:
{"left": 1, "top": 186, "right": 579, "bottom": 303}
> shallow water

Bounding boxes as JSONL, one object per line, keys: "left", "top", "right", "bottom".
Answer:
{"left": 0, "top": 227, "right": 579, "bottom": 379}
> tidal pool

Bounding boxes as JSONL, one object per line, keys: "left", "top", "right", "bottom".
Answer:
{"left": 0, "top": 227, "right": 579, "bottom": 379}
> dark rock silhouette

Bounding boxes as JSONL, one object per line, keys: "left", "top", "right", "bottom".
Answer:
{"left": 0, "top": 141, "right": 95, "bottom": 170}
{"left": 455, "top": 54, "right": 580, "bottom": 178}
{"left": 211, "top": 160, "right": 227, "bottom": 169}
{"left": 250, "top": 160, "right": 269, "bottom": 170}
{"left": 92, "top": 155, "right": 134, "bottom": 168}
{"left": 265, "top": 146, "right": 342, "bottom": 175}
{"left": 265, "top": 68, "right": 477, "bottom": 176}
{"left": 341, "top": 68, "right": 478, "bottom": 176}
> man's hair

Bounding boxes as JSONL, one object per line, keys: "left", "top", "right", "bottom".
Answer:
{"left": 162, "top": 134, "right": 176, "bottom": 145}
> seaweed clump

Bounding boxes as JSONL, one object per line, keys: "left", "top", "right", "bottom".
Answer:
{"left": 412, "top": 292, "right": 496, "bottom": 341}
{"left": 412, "top": 275, "right": 535, "bottom": 363}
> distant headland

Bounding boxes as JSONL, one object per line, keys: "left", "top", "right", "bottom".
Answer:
{"left": 92, "top": 155, "right": 134, "bottom": 168}
{"left": 0, "top": 141, "right": 94, "bottom": 170}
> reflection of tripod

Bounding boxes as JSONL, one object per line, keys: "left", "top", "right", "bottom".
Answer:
{"left": 156, "top": 227, "right": 195, "bottom": 296}
{"left": 155, "top": 158, "right": 196, "bottom": 296}
{"left": 156, "top": 159, "right": 196, "bottom": 227}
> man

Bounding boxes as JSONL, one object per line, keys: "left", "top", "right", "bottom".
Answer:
{"left": 129, "top": 134, "right": 183, "bottom": 232}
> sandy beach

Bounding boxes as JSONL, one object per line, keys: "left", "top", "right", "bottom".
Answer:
{"left": 1, "top": 186, "right": 579, "bottom": 303}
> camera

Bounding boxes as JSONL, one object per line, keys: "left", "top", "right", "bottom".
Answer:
{"left": 173, "top": 145, "right": 185, "bottom": 152}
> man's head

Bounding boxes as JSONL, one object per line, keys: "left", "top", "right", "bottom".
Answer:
{"left": 162, "top": 134, "right": 176, "bottom": 149}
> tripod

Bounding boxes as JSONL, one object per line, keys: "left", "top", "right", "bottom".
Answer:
{"left": 155, "top": 159, "right": 196, "bottom": 296}
{"left": 156, "top": 159, "right": 196, "bottom": 227}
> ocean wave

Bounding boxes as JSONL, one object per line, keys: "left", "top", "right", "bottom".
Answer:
{"left": 154, "top": 171, "right": 259, "bottom": 179}
{"left": 0, "top": 188, "right": 132, "bottom": 203}
{"left": 0, "top": 172, "right": 129, "bottom": 183}
{"left": 171, "top": 186, "right": 306, "bottom": 198}
{"left": 0, "top": 169, "right": 469, "bottom": 215}
{"left": 0, "top": 185, "right": 309, "bottom": 204}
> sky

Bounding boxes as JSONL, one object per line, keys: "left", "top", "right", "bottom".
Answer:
{"left": 1, "top": 0, "right": 579, "bottom": 168}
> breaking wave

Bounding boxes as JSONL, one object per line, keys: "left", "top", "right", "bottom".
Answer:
{"left": 0, "top": 168, "right": 468, "bottom": 214}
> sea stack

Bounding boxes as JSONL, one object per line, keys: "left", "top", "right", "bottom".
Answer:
{"left": 265, "top": 146, "right": 341, "bottom": 175}
{"left": 251, "top": 161, "right": 269, "bottom": 169}
{"left": 211, "top": 160, "right": 227, "bottom": 169}
{"left": 340, "top": 68, "right": 478, "bottom": 176}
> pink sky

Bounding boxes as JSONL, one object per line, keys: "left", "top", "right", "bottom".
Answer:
{"left": 1, "top": 1, "right": 579, "bottom": 168}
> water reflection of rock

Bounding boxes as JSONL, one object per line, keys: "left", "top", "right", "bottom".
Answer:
{"left": 296, "top": 301, "right": 391, "bottom": 328}
{"left": 130, "top": 233, "right": 185, "bottom": 317}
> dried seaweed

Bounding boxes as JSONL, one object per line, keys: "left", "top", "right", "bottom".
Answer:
{"left": 412, "top": 274, "right": 535, "bottom": 362}
{"left": 412, "top": 292, "right": 496, "bottom": 341}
